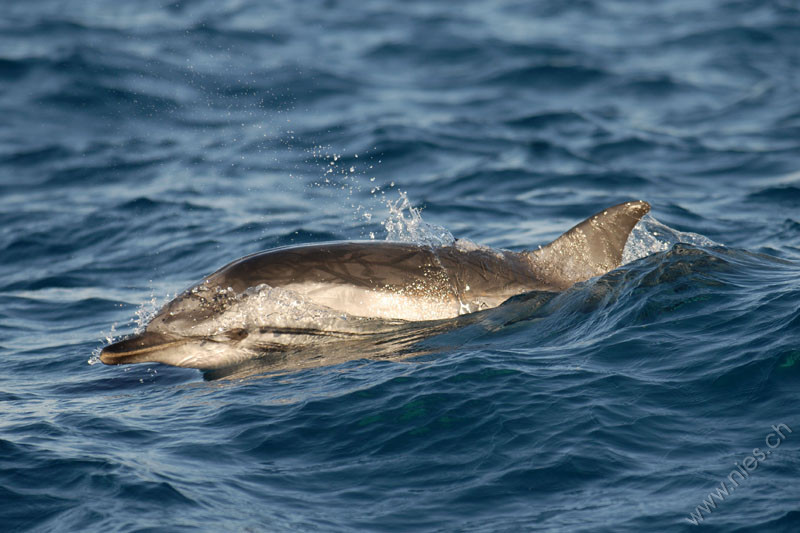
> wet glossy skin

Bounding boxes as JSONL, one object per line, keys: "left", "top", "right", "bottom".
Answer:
{"left": 197, "top": 241, "right": 544, "bottom": 318}
{"left": 101, "top": 200, "right": 650, "bottom": 369}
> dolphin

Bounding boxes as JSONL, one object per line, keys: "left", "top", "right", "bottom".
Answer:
{"left": 100, "top": 200, "right": 650, "bottom": 370}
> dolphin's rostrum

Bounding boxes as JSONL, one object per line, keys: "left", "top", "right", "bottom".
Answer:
{"left": 101, "top": 200, "right": 650, "bottom": 370}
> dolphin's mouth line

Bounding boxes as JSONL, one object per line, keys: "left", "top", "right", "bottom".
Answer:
{"left": 101, "top": 338, "right": 189, "bottom": 359}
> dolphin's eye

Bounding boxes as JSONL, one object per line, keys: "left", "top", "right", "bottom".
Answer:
{"left": 224, "top": 328, "right": 248, "bottom": 341}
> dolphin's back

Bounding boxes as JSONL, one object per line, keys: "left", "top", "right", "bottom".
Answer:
{"left": 156, "top": 200, "right": 650, "bottom": 323}
{"left": 201, "top": 241, "right": 540, "bottom": 320}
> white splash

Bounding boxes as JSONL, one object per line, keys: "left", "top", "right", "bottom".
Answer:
{"left": 89, "top": 289, "right": 172, "bottom": 366}
{"left": 383, "top": 191, "right": 455, "bottom": 247}
{"left": 88, "top": 322, "right": 118, "bottom": 365}
{"left": 135, "top": 290, "right": 171, "bottom": 332}
{"left": 622, "top": 214, "right": 718, "bottom": 264}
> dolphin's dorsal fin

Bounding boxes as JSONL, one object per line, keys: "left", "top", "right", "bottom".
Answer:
{"left": 525, "top": 200, "right": 650, "bottom": 290}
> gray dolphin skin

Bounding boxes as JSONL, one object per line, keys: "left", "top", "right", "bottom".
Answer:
{"left": 101, "top": 200, "right": 649, "bottom": 370}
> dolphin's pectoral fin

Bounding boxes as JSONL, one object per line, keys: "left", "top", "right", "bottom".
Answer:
{"left": 526, "top": 200, "right": 650, "bottom": 289}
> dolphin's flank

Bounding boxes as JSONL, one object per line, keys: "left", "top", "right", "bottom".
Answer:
{"left": 101, "top": 200, "right": 650, "bottom": 370}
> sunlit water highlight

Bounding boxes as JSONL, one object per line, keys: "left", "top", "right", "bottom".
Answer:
{"left": 2, "top": 1, "right": 800, "bottom": 531}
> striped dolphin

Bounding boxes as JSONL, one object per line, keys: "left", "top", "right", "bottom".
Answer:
{"left": 100, "top": 200, "right": 650, "bottom": 369}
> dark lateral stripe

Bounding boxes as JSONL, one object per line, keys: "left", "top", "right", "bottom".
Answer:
{"left": 257, "top": 326, "right": 374, "bottom": 338}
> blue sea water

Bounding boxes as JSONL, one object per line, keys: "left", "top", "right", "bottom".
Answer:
{"left": 2, "top": 0, "right": 800, "bottom": 531}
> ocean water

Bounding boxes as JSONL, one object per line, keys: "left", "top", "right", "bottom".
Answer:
{"left": 2, "top": 0, "right": 800, "bottom": 531}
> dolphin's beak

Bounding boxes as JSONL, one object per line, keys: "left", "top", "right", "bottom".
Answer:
{"left": 100, "top": 331, "right": 185, "bottom": 365}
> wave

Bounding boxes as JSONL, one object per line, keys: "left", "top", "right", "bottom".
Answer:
{"left": 747, "top": 185, "right": 800, "bottom": 205}
{"left": 480, "top": 63, "right": 608, "bottom": 88}
{"left": 202, "top": 231, "right": 791, "bottom": 382}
